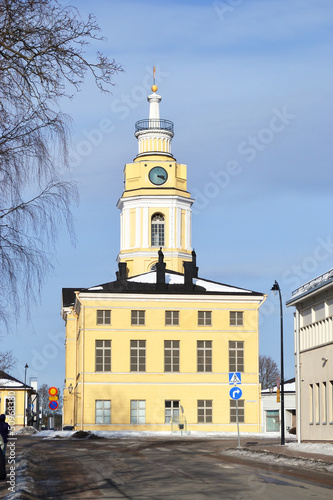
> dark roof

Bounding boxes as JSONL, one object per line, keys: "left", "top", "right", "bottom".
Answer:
{"left": 62, "top": 269, "right": 263, "bottom": 308}
{"left": 0, "top": 370, "right": 32, "bottom": 390}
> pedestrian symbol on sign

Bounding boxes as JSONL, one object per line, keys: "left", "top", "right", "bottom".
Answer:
{"left": 229, "top": 372, "right": 241, "bottom": 385}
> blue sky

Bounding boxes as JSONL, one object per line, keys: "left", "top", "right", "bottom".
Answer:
{"left": 2, "top": 0, "right": 333, "bottom": 392}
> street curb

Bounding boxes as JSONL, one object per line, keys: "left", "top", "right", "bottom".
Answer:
{"left": 222, "top": 447, "right": 333, "bottom": 473}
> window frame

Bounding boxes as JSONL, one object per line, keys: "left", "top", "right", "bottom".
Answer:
{"left": 131, "top": 310, "right": 145, "bottom": 326}
{"left": 96, "top": 309, "right": 111, "bottom": 325}
{"left": 198, "top": 311, "right": 212, "bottom": 326}
{"left": 164, "top": 400, "right": 180, "bottom": 424}
{"left": 230, "top": 399, "right": 244, "bottom": 423}
{"left": 130, "top": 340, "right": 146, "bottom": 372}
{"left": 151, "top": 213, "right": 165, "bottom": 247}
{"left": 95, "top": 339, "right": 111, "bottom": 372}
{"left": 95, "top": 400, "right": 111, "bottom": 424}
{"left": 229, "top": 340, "right": 244, "bottom": 372}
{"left": 164, "top": 340, "right": 180, "bottom": 372}
{"left": 197, "top": 340, "right": 212, "bottom": 372}
{"left": 230, "top": 311, "right": 244, "bottom": 326}
{"left": 197, "top": 400, "right": 213, "bottom": 423}
{"left": 130, "top": 400, "right": 146, "bottom": 424}
{"left": 165, "top": 310, "right": 180, "bottom": 326}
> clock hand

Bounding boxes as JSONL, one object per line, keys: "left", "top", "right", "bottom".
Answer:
{"left": 157, "top": 175, "right": 166, "bottom": 179}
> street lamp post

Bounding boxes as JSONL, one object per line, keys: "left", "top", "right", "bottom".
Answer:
{"left": 24, "top": 363, "right": 29, "bottom": 427}
{"left": 271, "top": 280, "right": 285, "bottom": 445}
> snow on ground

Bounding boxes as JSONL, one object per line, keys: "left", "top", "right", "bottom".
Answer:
{"left": 31, "top": 429, "right": 333, "bottom": 457}
{"left": 287, "top": 441, "right": 333, "bottom": 456}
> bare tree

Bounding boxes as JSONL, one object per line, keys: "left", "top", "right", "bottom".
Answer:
{"left": 259, "top": 355, "right": 280, "bottom": 390}
{"left": 0, "top": 350, "right": 17, "bottom": 372}
{"left": 0, "top": 0, "right": 122, "bottom": 327}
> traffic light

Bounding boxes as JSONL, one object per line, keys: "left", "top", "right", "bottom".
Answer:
{"left": 276, "top": 388, "right": 280, "bottom": 403}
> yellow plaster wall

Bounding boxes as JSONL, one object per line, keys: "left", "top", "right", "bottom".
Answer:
{"left": 0, "top": 389, "right": 27, "bottom": 429}
{"left": 63, "top": 295, "right": 262, "bottom": 432}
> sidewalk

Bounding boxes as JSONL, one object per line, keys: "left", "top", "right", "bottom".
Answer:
{"left": 225, "top": 437, "right": 333, "bottom": 472}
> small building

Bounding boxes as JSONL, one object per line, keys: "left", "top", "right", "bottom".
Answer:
{"left": 261, "top": 378, "right": 296, "bottom": 434}
{"left": 0, "top": 371, "right": 35, "bottom": 429}
{"left": 287, "top": 269, "right": 333, "bottom": 442}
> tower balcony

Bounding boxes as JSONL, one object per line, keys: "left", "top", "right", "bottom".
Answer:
{"left": 135, "top": 119, "right": 174, "bottom": 134}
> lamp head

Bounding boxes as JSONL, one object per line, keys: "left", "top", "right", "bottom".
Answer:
{"left": 271, "top": 280, "right": 280, "bottom": 295}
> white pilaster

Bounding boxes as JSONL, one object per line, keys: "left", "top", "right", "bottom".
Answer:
{"left": 124, "top": 209, "right": 130, "bottom": 249}
{"left": 176, "top": 208, "right": 181, "bottom": 248}
{"left": 135, "top": 207, "right": 141, "bottom": 248}
{"left": 142, "top": 206, "right": 149, "bottom": 247}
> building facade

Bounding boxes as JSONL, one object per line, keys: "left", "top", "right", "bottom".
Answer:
{"left": 287, "top": 269, "right": 333, "bottom": 442}
{"left": 62, "top": 82, "right": 266, "bottom": 432}
{"left": 261, "top": 378, "right": 296, "bottom": 434}
{"left": 0, "top": 371, "right": 35, "bottom": 429}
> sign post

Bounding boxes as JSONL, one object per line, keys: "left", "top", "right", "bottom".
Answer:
{"left": 229, "top": 381, "right": 242, "bottom": 449}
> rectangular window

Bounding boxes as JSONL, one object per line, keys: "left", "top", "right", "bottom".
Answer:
{"left": 197, "top": 340, "right": 212, "bottom": 372}
{"left": 229, "top": 341, "right": 244, "bottom": 372}
{"left": 131, "top": 310, "right": 145, "bottom": 325}
{"left": 165, "top": 310, "right": 179, "bottom": 326}
{"left": 329, "top": 380, "right": 333, "bottom": 424}
{"left": 97, "top": 310, "right": 111, "bottom": 325}
{"left": 309, "top": 384, "right": 314, "bottom": 424}
{"left": 198, "top": 311, "right": 212, "bottom": 326}
{"left": 95, "top": 340, "right": 111, "bottom": 372}
{"left": 151, "top": 219, "right": 165, "bottom": 247}
{"left": 164, "top": 340, "right": 180, "bottom": 372}
{"left": 322, "top": 382, "right": 327, "bottom": 424}
{"left": 197, "top": 400, "right": 213, "bottom": 423}
{"left": 230, "top": 311, "right": 244, "bottom": 326}
{"left": 165, "top": 400, "right": 180, "bottom": 423}
{"left": 230, "top": 400, "right": 244, "bottom": 423}
{"left": 95, "top": 400, "right": 111, "bottom": 424}
{"left": 130, "top": 400, "right": 146, "bottom": 424}
{"left": 130, "top": 340, "right": 146, "bottom": 372}
{"left": 315, "top": 383, "right": 320, "bottom": 424}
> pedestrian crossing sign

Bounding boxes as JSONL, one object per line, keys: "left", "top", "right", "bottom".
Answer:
{"left": 229, "top": 372, "right": 241, "bottom": 385}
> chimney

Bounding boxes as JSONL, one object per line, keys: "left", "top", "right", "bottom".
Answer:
{"left": 192, "top": 249, "right": 198, "bottom": 278}
{"left": 156, "top": 248, "right": 166, "bottom": 291}
{"left": 183, "top": 250, "right": 198, "bottom": 291}
{"left": 183, "top": 261, "right": 193, "bottom": 292}
{"left": 116, "top": 262, "right": 127, "bottom": 281}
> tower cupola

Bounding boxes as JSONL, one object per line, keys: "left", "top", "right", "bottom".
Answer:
{"left": 134, "top": 83, "right": 174, "bottom": 158}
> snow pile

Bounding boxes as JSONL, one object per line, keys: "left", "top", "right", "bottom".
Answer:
{"left": 287, "top": 441, "right": 333, "bottom": 456}
{"left": 224, "top": 447, "right": 333, "bottom": 473}
{"left": 14, "top": 426, "right": 38, "bottom": 435}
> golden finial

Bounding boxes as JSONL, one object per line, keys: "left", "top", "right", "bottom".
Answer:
{"left": 151, "top": 65, "right": 158, "bottom": 92}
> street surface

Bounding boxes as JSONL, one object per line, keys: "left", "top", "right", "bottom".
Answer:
{"left": 1, "top": 435, "right": 333, "bottom": 499}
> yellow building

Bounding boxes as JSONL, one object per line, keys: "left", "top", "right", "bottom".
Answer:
{"left": 0, "top": 370, "right": 35, "bottom": 430}
{"left": 62, "top": 83, "right": 266, "bottom": 432}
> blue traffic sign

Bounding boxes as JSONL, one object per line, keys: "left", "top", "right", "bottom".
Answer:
{"left": 229, "top": 372, "right": 241, "bottom": 385}
{"left": 229, "top": 387, "right": 242, "bottom": 400}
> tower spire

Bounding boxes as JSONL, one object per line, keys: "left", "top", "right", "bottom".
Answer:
{"left": 134, "top": 75, "right": 174, "bottom": 158}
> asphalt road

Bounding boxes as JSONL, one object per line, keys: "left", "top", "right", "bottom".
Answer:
{"left": 1, "top": 435, "right": 333, "bottom": 499}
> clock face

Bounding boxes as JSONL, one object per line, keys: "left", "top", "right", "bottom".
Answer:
{"left": 149, "top": 166, "right": 168, "bottom": 185}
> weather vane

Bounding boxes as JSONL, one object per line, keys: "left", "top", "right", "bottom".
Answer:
{"left": 152, "top": 65, "right": 158, "bottom": 92}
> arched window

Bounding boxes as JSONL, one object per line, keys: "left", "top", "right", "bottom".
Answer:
{"left": 151, "top": 213, "right": 165, "bottom": 247}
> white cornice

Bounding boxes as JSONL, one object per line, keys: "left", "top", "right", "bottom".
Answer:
{"left": 117, "top": 195, "right": 194, "bottom": 210}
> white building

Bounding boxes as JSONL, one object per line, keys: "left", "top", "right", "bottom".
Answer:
{"left": 286, "top": 269, "right": 333, "bottom": 442}
{"left": 261, "top": 378, "right": 296, "bottom": 434}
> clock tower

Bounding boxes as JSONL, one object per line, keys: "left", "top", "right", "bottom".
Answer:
{"left": 117, "top": 82, "right": 194, "bottom": 277}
